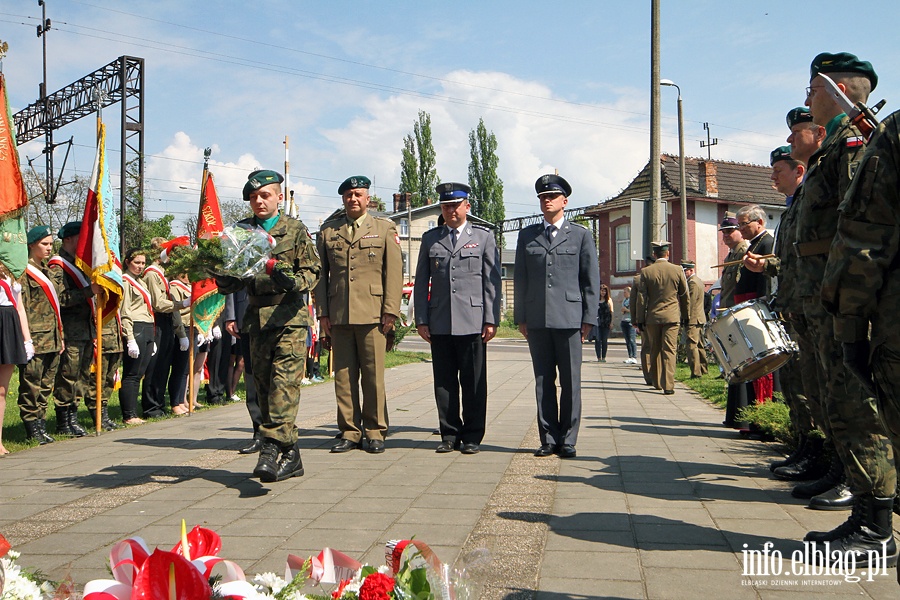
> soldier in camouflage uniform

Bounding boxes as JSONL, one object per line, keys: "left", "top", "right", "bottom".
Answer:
{"left": 84, "top": 313, "right": 123, "bottom": 431}
{"left": 790, "top": 52, "right": 895, "bottom": 567}
{"left": 822, "top": 109, "right": 900, "bottom": 567}
{"left": 18, "top": 226, "right": 61, "bottom": 444}
{"left": 48, "top": 221, "right": 93, "bottom": 438}
{"left": 217, "top": 169, "right": 320, "bottom": 483}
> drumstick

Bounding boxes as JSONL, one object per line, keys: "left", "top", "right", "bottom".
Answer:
{"left": 712, "top": 254, "right": 775, "bottom": 269}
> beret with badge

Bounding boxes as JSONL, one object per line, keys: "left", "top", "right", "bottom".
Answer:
{"left": 786, "top": 107, "right": 814, "bottom": 129}
{"left": 810, "top": 51, "right": 877, "bottom": 90}
{"left": 57, "top": 221, "right": 82, "bottom": 240}
{"left": 27, "top": 225, "right": 53, "bottom": 245}
{"left": 770, "top": 146, "right": 794, "bottom": 166}
{"left": 242, "top": 169, "right": 284, "bottom": 201}
{"left": 436, "top": 182, "right": 471, "bottom": 203}
{"left": 535, "top": 174, "right": 572, "bottom": 197}
{"left": 338, "top": 175, "right": 371, "bottom": 195}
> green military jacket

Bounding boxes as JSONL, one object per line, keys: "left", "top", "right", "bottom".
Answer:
{"left": 23, "top": 257, "right": 62, "bottom": 354}
{"left": 49, "top": 250, "right": 95, "bottom": 342}
{"left": 767, "top": 197, "right": 803, "bottom": 313}
{"left": 314, "top": 213, "right": 403, "bottom": 325}
{"left": 219, "top": 214, "right": 320, "bottom": 333}
{"left": 794, "top": 115, "right": 867, "bottom": 299}
{"left": 822, "top": 110, "right": 900, "bottom": 344}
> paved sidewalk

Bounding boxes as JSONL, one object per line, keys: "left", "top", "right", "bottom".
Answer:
{"left": 1, "top": 339, "right": 898, "bottom": 599}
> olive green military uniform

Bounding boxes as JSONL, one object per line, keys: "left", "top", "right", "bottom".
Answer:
{"left": 822, "top": 110, "right": 900, "bottom": 482}
{"left": 684, "top": 272, "right": 708, "bottom": 377}
{"left": 763, "top": 194, "right": 820, "bottom": 437}
{"left": 795, "top": 114, "right": 894, "bottom": 497}
{"left": 18, "top": 256, "right": 63, "bottom": 423}
{"left": 634, "top": 257, "right": 689, "bottom": 392}
{"left": 719, "top": 240, "right": 749, "bottom": 312}
{"left": 84, "top": 315, "right": 123, "bottom": 412}
{"left": 218, "top": 214, "right": 320, "bottom": 446}
{"left": 315, "top": 212, "right": 403, "bottom": 444}
{"left": 49, "top": 249, "right": 95, "bottom": 411}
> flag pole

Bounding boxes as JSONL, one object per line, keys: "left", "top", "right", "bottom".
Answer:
{"left": 189, "top": 148, "right": 213, "bottom": 414}
{"left": 93, "top": 100, "right": 103, "bottom": 434}
{"left": 284, "top": 136, "right": 292, "bottom": 217}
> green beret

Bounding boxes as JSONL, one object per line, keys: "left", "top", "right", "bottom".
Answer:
{"left": 810, "top": 51, "right": 877, "bottom": 90}
{"left": 770, "top": 146, "right": 793, "bottom": 166}
{"left": 338, "top": 175, "right": 371, "bottom": 195}
{"left": 57, "top": 221, "right": 82, "bottom": 240}
{"left": 242, "top": 169, "right": 284, "bottom": 201}
{"left": 786, "top": 107, "right": 813, "bottom": 129}
{"left": 27, "top": 225, "right": 53, "bottom": 245}
{"left": 681, "top": 261, "right": 695, "bottom": 270}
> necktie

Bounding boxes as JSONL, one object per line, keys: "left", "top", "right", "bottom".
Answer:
{"left": 450, "top": 228, "right": 458, "bottom": 248}
{"left": 546, "top": 224, "right": 556, "bottom": 242}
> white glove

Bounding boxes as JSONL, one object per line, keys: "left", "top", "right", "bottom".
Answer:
{"left": 197, "top": 332, "right": 206, "bottom": 345}
{"left": 205, "top": 332, "right": 215, "bottom": 344}
{"left": 151, "top": 342, "right": 158, "bottom": 356}
{"left": 178, "top": 337, "right": 189, "bottom": 352}
{"left": 127, "top": 339, "right": 140, "bottom": 359}
{"left": 24, "top": 340, "right": 34, "bottom": 361}
{"left": 211, "top": 326, "right": 222, "bottom": 340}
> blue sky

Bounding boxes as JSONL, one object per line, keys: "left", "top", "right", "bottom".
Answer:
{"left": 2, "top": 0, "right": 898, "bottom": 234}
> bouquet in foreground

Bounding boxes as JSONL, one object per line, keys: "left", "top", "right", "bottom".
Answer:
{"left": 166, "top": 224, "right": 277, "bottom": 282}
{"left": 0, "top": 523, "right": 486, "bottom": 599}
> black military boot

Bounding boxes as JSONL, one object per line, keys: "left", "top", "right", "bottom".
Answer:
{"left": 805, "top": 493, "right": 864, "bottom": 543}
{"left": 274, "top": 442, "right": 304, "bottom": 481}
{"left": 791, "top": 452, "right": 843, "bottom": 499}
{"left": 98, "top": 406, "right": 120, "bottom": 431}
{"left": 809, "top": 479, "right": 854, "bottom": 510}
{"left": 253, "top": 440, "right": 280, "bottom": 482}
{"left": 66, "top": 406, "right": 88, "bottom": 437}
{"left": 238, "top": 431, "right": 263, "bottom": 454}
{"left": 770, "top": 434, "right": 807, "bottom": 472}
{"left": 24, "top": 420, "right": 44, "bottom": 444}
{"left": 773, "top": 436, "right": 826, "bottom": 481}
{"left": 34, "top": 419, "right": 55, "bottom": 444}
{"left": 54, "top": 406, "right": 75, "bottom": 436}
{"left": 807, "top": 494, "right": 898, "bottom": 569}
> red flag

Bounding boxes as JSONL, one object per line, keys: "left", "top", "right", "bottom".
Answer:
{"left": 0, "top": 73, "right": 27, "bottom": 218}
{"left": 191, "top": 172, "right": 226, "bottom": 335}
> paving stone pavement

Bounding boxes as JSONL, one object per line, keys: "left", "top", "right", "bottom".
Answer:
{"left": 2, "top": 338, "right": 899, "bottom": 599}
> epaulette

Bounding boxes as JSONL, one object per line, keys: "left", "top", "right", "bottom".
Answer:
{"left": 523, "top": 222, "right": 543, "bottom": 231}
{"left": 569, "top": 221, "right": 589, "bottom": 230}
{"left": 471, "top": 224, "right": 492, "bottom": 232}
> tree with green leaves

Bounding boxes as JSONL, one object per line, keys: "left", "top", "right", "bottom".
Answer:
{"left": 399, "top": 110, "right": 440, "bottom": 207}
{"left": 467, "top": 118, "right": 505, "bottom": 243}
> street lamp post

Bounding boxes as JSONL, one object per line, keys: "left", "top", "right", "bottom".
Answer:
{"left": 661, "top": 79, "right": 688, "bottom": 263}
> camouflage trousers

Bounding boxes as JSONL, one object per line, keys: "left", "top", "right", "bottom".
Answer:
{"left": 54, "top": 340, "right": 93, "bottom": 409}
{"left": 685, "top": 324, "right": 708, "bottom": 377}
{"left": 804, "top": 297, "right": 895, "bottom": 496}
{"left": 871, "top": 306, "right": 900, "bottom": 490}
{"left": 250, "top": 325, "right": 307, "bottom": 447}
{"left": 85, "top": 351, "right": 122, "bottom": 410}
{"left": 17, "top": 352, "right": 61, "bottom": 422}
{"left": 778, "top": 318, "right": 818, "bottom": 436}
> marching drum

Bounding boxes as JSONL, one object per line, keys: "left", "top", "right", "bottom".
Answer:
{"left": 703, "top": 299, "right": 797, "bottom": 384}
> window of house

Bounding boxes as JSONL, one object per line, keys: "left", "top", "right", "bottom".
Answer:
{"left": 399, "top": 218, "right": 409, "bottom": 237}
{"left": 615, "top": 224, "right": 632, "bottom": 272}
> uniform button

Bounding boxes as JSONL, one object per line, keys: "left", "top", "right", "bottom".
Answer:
{"left": 350, "top": 278, "right": 355, "bottom": 282}
{"left": 548, "top": 284, "right": 552, "bottom": 288}
{"left": 548, "top": 262, "right": 553, "bottom": 266}
{"left": 451, "top": 277, "right": 456, "bottom": 282}
{"left": 452, "top": 289, "right": 457, "bottom": 293}
{"left": 350, "top": 266, "right": 355, "bottom": 270}
{"left": 451, "top": 266, "right": 456, "bottom": 270}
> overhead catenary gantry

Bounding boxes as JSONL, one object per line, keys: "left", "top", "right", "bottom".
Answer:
{"left": 13, "top": 55, "right": 145, "bottom": 254}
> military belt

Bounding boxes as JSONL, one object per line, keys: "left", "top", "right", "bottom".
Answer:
{"left": 793, "top": 237, "right": 833, "bottom": 258}
{"left": 247, "top": 290, "right": 301, "bottom": 307}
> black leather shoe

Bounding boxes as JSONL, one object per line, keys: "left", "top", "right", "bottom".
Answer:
{"left": 238, "top": 433, "right": 263, "bottom": 454}
{"left": 331, "top": 438, "right": 360, "bottom": 453}
{"left": 534, "top": 444, "right": 556, "bottom": 457}
{"left": 663, "top": 390, "right": 675, "bottom": 395}
{"left": 367, "top": 439, "right": 385, "bottom": 454}
{"left": 436, "top": 441, "right": 455, "bottom": 453}
{"left": 253, "top": 441, "right": 280, "bottom": 482}
{"left": 809, "top": 482, "right": 854, "bottom": 511}
{"left": 558, "top": 444, "right": 577, "bottom": 458}
{"left": 274, "top": 443, "right": 304, "bottom": 481}
{"left": 460, "top": 443, "right": 480, "bottom": 455}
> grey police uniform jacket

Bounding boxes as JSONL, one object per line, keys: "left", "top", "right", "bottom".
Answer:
{"left": 513, "top": 220, "right": 600, "bottom": 329}
{"left": 413, "top": 223, "right": 502, "bottom": 336}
